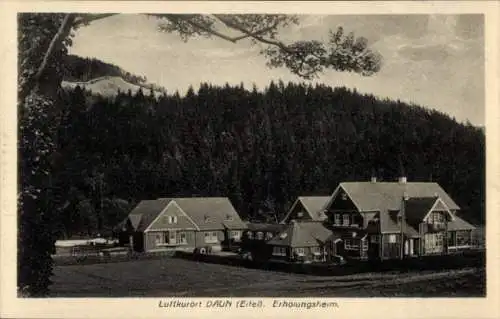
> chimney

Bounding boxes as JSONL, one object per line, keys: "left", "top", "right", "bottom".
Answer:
{"left": 397, "top": 154, "right": 406, "bottom": 184}
{"left": 370, "top": 167, "right": 377, "bottom": 183}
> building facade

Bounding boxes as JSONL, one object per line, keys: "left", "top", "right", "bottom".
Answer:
{"left": 118, "top": 197, "right": 247, "bottom": 253}
{"left": 323, "top": 177, "right": 477, "bottom": 260}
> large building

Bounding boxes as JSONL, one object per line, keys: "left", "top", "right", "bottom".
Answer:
{"left": 118, "top": 197, "right": 247, "bottom": 253}
{"left": 323, "top": 177, "right": 477, "bottom": 260}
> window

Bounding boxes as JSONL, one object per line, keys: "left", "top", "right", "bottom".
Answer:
{"left": 272, "top": 246, "right": 287, "bottom": 256}
{"left": 231, "top": 231, "right": 241, "bottom": 240}
{"left": 343, "top": 214, "right": 350, "bottom": 226}
{"left": 341, "top": 193, "right": 347, "bottom": 200}
{"left": 370, "top": 235, "right": 379, "bottom": 244}
{"left": 155, "top": 234, "right": 162, "bottom": 245}
{"left": 225, "top": 214, "right": 233, "bottom": 221}
{"left": 265, "top": 232, "right": 274, "bottom": 240}
{"left": 334, "top": 214, "right": 341, "bottom": 225}
{"left": 311, "top": 246, "right": 320, "bottom": 253}
{"left": 172, "top": 216, "right": 177, "bottom": 224}
{"left": 178, "top": 232, "right": 187, "bottom": 244}
{"left": 256, "top": 232, "right": 264, "bottom": 240}
{"left": 388, "top": 234, "right": 397, "bottom": 243}
{"left": 345, "top": 239, "right": 359, "bottom": 250}
{"left": 297, "top": 211, "right": 304, "bottom": 218}
{"left": 295, "top": 248, "right": 305, "bottom": 256}
{"left": 247, "top": 231, "right": 254, "bottom": 239}
{"left": 424, "top": 233, "right": 444, "bottom": 253}
{"left": 167, "top": 216, "right": 173, "bottom": 224}
{"left": 204, "top": 232, "right": 218, "bottom": 243}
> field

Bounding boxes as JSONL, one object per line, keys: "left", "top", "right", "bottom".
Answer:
{"left": 50, "top": 257, "right": 486, "bottom": 297}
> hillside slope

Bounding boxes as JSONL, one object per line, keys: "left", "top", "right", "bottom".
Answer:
{"left": 61, "top": 54, "right": 166, "bottom": 97}
{"left": 62, "top": 76, "right": 164, "bottom": 98}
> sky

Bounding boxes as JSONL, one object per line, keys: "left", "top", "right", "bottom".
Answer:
{"left": 69, "top": 14, "right": 484, "bottom": 125}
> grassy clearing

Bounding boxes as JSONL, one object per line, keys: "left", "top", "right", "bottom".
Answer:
{"left": 49, "top": 257, "right": 485, "bottom": 297}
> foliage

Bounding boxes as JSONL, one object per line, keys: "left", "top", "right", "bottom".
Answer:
{"left": 52, "top": 82, "right": 485, "bottom": 239}
{"left": 18, "top": 13, "right": 71, "bottom": 296}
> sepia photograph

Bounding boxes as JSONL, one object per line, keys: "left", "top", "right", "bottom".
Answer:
{"left": 1, "top": 1, "right": 499, "bottom": 318}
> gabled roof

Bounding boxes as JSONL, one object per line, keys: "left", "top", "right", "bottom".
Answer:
{"left": 333, "top": 182, "right": 460, "bottom": 212}
{"left": 298, "top": 222, "right": 333, "bottom": 242}
{"left": 166, "top": 197, "right": 247, "bottom": 230}
{"left": 128, "top": 199, "right": 172, "bottom": 232}
{"left": 298, "top": 196, "right": 330, "bottom": 220}
{"left": 447, "top": 215, "right": 476, "bottom": 231}
{"left": 281, "top": 196, "right": 330, "bottom": 223}
{"left": 126, "top": 197, "right": 246, "bottom": 232}
{"left": 404, "top": 197, "right": 440, "bottom": 226}
{"left": 268, "top": 221, "right": 333, "bottom": 247}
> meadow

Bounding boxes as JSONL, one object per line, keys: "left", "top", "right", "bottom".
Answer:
{"left": 50, "top": 257, "right": 485, "bottom": 297}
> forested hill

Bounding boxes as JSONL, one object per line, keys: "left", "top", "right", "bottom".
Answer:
{"left": 61, "top": 54, "right": 166, "bottom": 96}
{"left": 52, "top": 81, "right": 485, "bottom": 238}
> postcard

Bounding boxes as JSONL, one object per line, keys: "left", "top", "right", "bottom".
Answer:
{"left": 1, "top": 1, "right": 498, "bottom": 319}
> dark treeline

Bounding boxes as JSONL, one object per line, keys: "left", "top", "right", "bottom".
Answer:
{"left": 51, "top": 81, "right": 485, "bottom": 238}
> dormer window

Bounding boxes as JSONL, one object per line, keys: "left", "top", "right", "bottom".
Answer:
{"left": 204, "top": 215, "right": 211, "bottom": 223}
{"left": 224, "top": 214, "right": 233, "bottom": 221}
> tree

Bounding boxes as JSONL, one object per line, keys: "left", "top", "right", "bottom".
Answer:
{"left": 18, "top": 13, "right": 383, "bottom": 296}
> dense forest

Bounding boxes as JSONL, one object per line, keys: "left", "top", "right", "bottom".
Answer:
{"left": 48, "top": 80, "right": 485, "bottom": 239}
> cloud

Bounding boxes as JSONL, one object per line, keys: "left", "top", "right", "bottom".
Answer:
{"left": 399, "top": 43, "right": 451, "bottom": 62}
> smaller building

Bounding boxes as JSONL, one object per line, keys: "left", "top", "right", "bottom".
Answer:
{"left": 267, "top": 220, "right": 338, "bottom": 263}
{"left": 242, "top": 220, "right": 339, "bottom": 263}
{"left": 280, "top": 196, "right": 330, "bottom": 224}
{"left": 241, "top": 223, "right": 287, "bottom": 261}
{"left": 118, "top": 197, "right": 247, "bottom": 253}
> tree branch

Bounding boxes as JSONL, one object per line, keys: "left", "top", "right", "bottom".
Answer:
{"left": 214, "top": 15, "right": 292, "bottom": 53}
{"left": 171, "top": 14, "right": 281, "bottom": 44}
{"left": 34, "top": 14, "right": 76, "bottom": 83}
{"left": 73, "top": 14, "right": 118, "bottom": 28}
